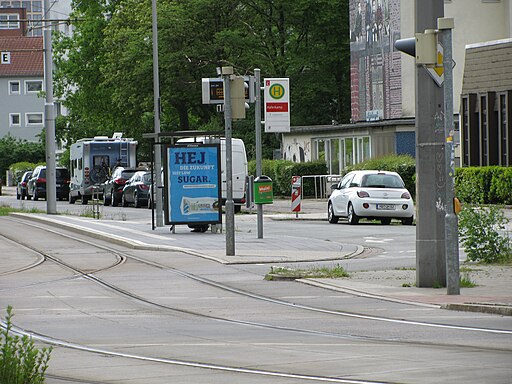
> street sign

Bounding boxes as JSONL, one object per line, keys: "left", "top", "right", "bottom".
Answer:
{"left": 202, "top": 77, "right": 255, "bottom": 104}
{"left": 426, "top": 43, "right": 455, "bottom": 87}
{"left": 291, "top": 175, "right": 301, "bottom": 213}
{"left": 1, "top": 51, "right": 11, "bottom": 64}
{"left": 264, "top": 78, "right": 290, "bottom": 133}
{"left": 427, "top": 43, "right": 444, "bottom": 86}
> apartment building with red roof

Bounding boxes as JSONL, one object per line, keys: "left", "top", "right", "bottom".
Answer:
{"left": 1, "top": 7, "right": 44, "bottom": 141}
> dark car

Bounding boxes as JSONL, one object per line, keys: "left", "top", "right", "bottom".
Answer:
{"left": 103, "top": 167, "right": 144, "bottom": 207}
{"left": 27, "top": 166, "right": 70, "bottom": 201}
{"left": 121, "top": 171, "right": 152, "bottom": 208}
{"left": 16, "top": 171, "right": 32, "bottom": 200}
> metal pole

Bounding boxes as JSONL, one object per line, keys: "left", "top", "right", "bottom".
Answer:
{"left": 439, "top": 19, "right": 459, "bottom": 295}
{"left": 223, "top": 66, "right": 235, "bottom": 256}
{"left": 152, "top": 0, "right": 163, "bottom": 227}
{"left": 255, "top": 68, "right": 263, "bottom": 239}
{"left": 415, "top": 0, "right": 446, "bottom": 287}
{"left": 43, "top": 0, "right": 56, "bottom": 214}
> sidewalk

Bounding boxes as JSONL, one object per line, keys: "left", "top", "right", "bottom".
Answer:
{"left": 9, "top": 210, "right": 512, "bottom": 316}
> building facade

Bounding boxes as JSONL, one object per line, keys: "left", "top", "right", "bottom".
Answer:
{"left": 282, "top": 0, "right": 512, "bottom": 173}
{"left": 0, "top": 7, "right": 44, "bottom": 141}
{"left": 460, "top": 38, "right": 512, "bottom": 166}
{"left": 0, "top": 0, "right": 72, "bottom": 36}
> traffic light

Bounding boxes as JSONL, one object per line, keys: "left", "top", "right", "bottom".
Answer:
{"left": 231, "top": 76, "right": 246, "bottom": 120}
{"left": 395, "top": 31, "right": 437, "bottom": 65}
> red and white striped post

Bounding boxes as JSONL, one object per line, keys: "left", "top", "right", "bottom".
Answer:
{"left": 291, "top": 176, "right": 301, "bottom": 218}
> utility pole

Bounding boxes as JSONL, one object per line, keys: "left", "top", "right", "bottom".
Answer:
{"left": 151, "top": 0, "right": 163, "bottom": 227}
{"left": 254, "top": 68, "right": 263, "bottom": 239}
{"left": 438, "top": 18, "right": 460, "bottom": 295}
{"left": 43, "top": 0, "right": 56, "bottom": 214}
{"left": 222, "top": 66, "right": 235, "bottom": 256}
{"left": 415, "top": 0, "right": 446, "bottom": 287}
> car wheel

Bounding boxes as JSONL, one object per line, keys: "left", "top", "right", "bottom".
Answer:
{"left": 347, "top": 203, "right": 359, "bottom": 225}
{"left": 111, "top": 191, "right": 119, "bottom": 207}
{"left": 380, "top": 218, "right": 391, "bottom": 225}
{"left": 81, "top": 195, "right": 89, "bottom": 205}
{"left": 103, "top": 190, "right": 111, "bottom": 206}
{"left": 33, "top": 191, "right": 38, "bottom": 201}
{"left": 402, "top": 216, "right": 414, "bottom": 225}
{"left": 328, "top": 202, "right": 339, "bottom": 224}
{"left": 16, "top": 191, "right": 20, "bottom": 200}
{"left": 121, "top": 193, "right": 128, "bottom": 207}
{"left": 134, "top": 192, "right": 141, "bottom": 208}
{"left": 69, "top": 192, "right": 76, "bottom": 204}
{"left": 21, "top": 191, "right": 26, "bottom": 200}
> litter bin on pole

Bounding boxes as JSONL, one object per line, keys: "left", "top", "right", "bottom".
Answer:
{"left": 253, "top": 176, "right": 273, "bottom": 204}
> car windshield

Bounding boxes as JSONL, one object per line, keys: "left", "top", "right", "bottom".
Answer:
{"left": 56, "top": 169, "right": 69, "bottom": 180}
{"left": 142, "top": 173, "right": 152, "bottom": 183}
{"left": 361, "top": 174, "right": 404, "bottom": 188}
{"left": 120, "top": 170, "right": 137, "bottom": 179}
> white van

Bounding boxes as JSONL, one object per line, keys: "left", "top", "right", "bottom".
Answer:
{"left": 176, "top": 137, "right": 248, "bottom": 212}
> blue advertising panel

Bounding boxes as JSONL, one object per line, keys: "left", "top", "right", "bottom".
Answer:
{"left": 164, "top": 144, "right": 222, "bottom": 225}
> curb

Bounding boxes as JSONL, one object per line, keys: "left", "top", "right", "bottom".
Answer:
{"left": 442, "top": 303, "right": 512, "bottom": 316}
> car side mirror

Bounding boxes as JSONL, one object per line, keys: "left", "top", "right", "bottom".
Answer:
{"left": 330, "top": 183, "right": 339, "bottom": 191}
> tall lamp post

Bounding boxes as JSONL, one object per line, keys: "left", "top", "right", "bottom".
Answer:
{"left": 43, "top": 0, "right": 56, "bottom": 214}
{"left": 151, "top": 0, "right": 163, "bottom": 227}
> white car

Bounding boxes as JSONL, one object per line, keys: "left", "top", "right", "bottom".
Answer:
{"left": 328, "top": 170, "right": 415, "bottom": 225}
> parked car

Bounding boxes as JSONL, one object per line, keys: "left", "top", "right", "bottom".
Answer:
{"left": 16, "top": 171, "right": 32, "bottom": 200}
{"left": 103, "top": 167, "right": 144, "bottom": 207}
{"left": 121, "top": 171, "right": 152, "bottom": 208}
{"left": 147, "top": 169, "right": 163, "bottom": 209}
{"left": 27, "top": 166, "right": 70, "bottom": 201}
{"left": 327, "top": 170, "right": 414, "bottom": 225}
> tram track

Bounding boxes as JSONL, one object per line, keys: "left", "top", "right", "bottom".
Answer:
{"left": 2, "top": 216, "right": 512, "bottom": 383}
{"left": 3, "top": 216, "right": 512, "bottom": 340}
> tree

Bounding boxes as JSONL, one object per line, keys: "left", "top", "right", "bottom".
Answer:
{"left": 0, "top": 135, "right": 45, "bottom": 181}
{"left": 53, "top": 0, "right": 350, "bottom": 159}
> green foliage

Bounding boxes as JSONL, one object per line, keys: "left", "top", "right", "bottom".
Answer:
{"left": 344, "top": 154, "right": 416, "bottom": 198}
{"left": 458, "top": 204, "right": 512, "bottom": 264}
{"left": 0, "top": 136, "right": 45, "bottom": 182}
{"left": 455, "top": 166, "right": 512, "bottom": 205}
{"left": 53, "top": 0, "right": 350, "bottom": 147}
{"left": 8, "top": 162, "right": 36, "bottom": 184}
{"left": 489, "top": 167, "right": 512, "bottom": 205}
{"left": 248, "top": 159, "right": 327, "bottom": 196}
{"left": 0, "top": 306, "right": 52, "bottom": 384}
{"left": 459, "top": 273, "right": 477, "bottom": 288}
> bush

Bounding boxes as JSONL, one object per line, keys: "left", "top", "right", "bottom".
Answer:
{"left": 455, "top": 166, "right": 512, "bottom": 205}
{"left": 248, "top": 160, "right": 327, "bottom": 196}
{"left": 458, "top": 204, "right": 512, "bottom": 264}
{"left": 0, "top": 306, "right": 52, "bottom": 383}
{"left": 8, "top": 162, "right": 40, "bottom": 185}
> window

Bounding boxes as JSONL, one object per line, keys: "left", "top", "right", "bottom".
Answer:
{"left": 26, "top": 112, "right": 43, "bottom": 125}
{"left": 8, "top": 81, "right": 20, "bottom": 95}
{"left": 480, "top": 95, "right": 488, "bottom": 165}
{"left": 9, "top": 113, "right": 20, "bottom": 127}
{"left": 0, "top": 13, "right": 19, "bottom": 29}
{"left": 25, "top": 80, "right": 43, "bottom": 94}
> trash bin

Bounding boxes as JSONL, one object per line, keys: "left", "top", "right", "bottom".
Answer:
{"left": 253, "top": 175, "right": 273, "bottom": 204}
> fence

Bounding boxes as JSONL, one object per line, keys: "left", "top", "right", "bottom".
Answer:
{"left": 301, "top": 174, "right": 342, "bottom": 199}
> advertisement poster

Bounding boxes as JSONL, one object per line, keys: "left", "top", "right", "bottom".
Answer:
{"left": 165, "top": 144, "right": 222, "bottom": 225}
